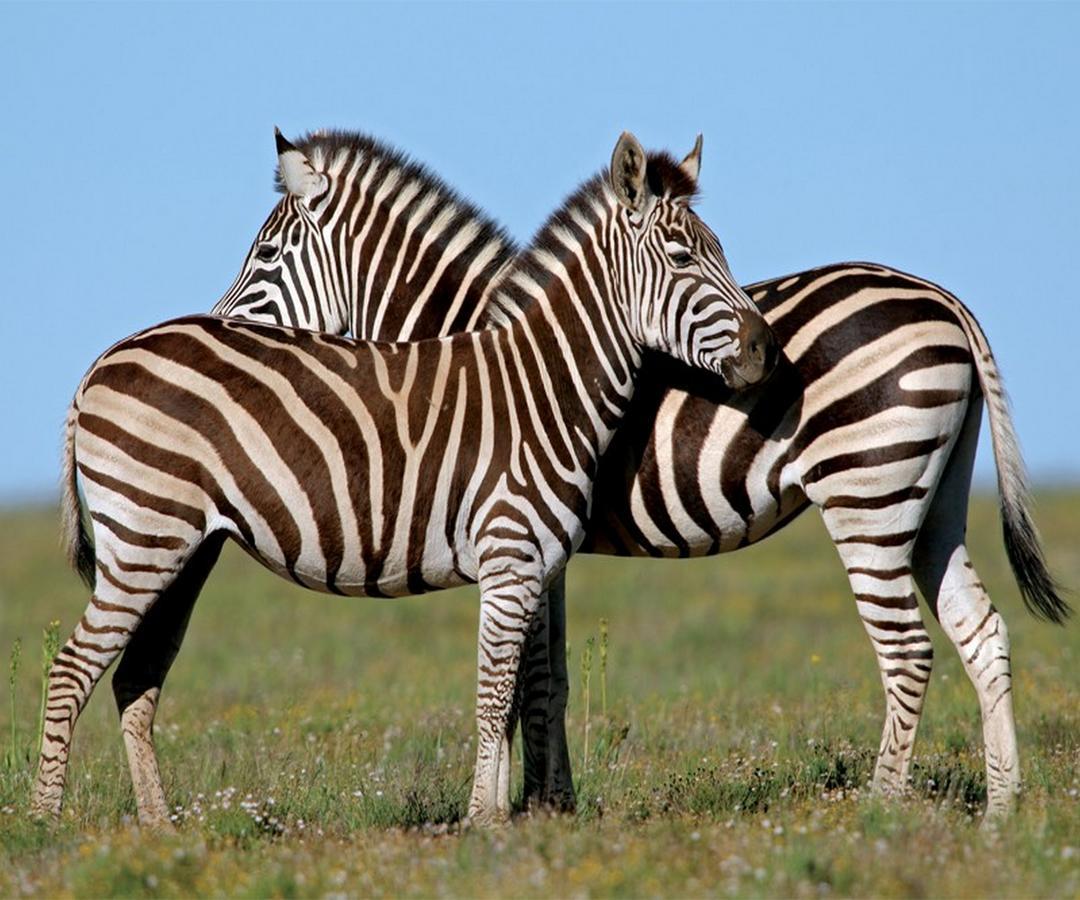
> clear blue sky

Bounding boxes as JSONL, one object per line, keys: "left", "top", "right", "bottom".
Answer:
{"left": 2, "top": 2, "right": 1078, "bottom": 504}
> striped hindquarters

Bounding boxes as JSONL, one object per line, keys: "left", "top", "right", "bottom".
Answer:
{"left": 583, "top": 263, "right": 982, "bottom": 557}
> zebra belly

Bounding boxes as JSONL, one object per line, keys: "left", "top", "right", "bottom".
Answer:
{"left": 211, "top": 468, "right": 481, "bottom": 598}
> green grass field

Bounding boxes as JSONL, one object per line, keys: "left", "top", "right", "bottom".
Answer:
{"left": 1, "top": 492, "right": 1077, "bottom": 897}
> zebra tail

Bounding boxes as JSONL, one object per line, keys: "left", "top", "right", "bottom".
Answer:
{"left": 60, "top": 401, "right": 95, "bottom": 588}
{"left": 961, "top": 305, "right": 1071, "bottom": 624}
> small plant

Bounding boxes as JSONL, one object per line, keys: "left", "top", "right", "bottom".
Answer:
{"left": 599, "top": 617, "right": 608, "bottom": 717}
{"left": 580, "top": 636, "right": 594, "bottom": 773}
{"left": 7, "top": 638, "right": 22, "bottom": 770}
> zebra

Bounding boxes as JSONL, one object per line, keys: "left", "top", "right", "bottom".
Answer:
{"left": 31, "top": 132, "right": 777, "bottom": 829}
{"left": 203, "top": 129, "right": 1069, "bottom": 822}
{"left": 550, "top": 261, "right": 1069, "bottom": 822}
{"left": 212, "top": 128, "right": 514, "bottom": 340}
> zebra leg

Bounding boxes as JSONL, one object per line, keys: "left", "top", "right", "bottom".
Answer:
{"left": 467, "top": 553, "right": 545, "bottom": 826}
{"left": 31, "top": 578, "right": 167, "bottom": 821}
{"left": 111, "top": 534, "right": 224, "bottom": 829}
{"left": 519, "top": 570, "right": 576, "bottom": 813}
{"left": 913, "top": 396, "right": 1019, "bottom": 821}
{"left": 30, "top": 605, "right": 130, "bottom": 820}
{"left": 819, "top": 509, "right": 933, "bottom": 799}
{"left": 519, "top": 589, "right": 552, "bottom": 808}
{"left": 540, "top": 570, "right": 575, "bottom": 810}
{"left": 31, "top": 491, "right": 211, "bottom": 824}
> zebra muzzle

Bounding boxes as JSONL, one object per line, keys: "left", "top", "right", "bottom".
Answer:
{"left": 720, "top": 315, "right": 778, "bottom": 390}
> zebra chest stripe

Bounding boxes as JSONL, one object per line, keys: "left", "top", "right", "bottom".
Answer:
{"left": 488, "top": 333, "right": 528, "bottom": 487}
{"left": 519, "top": 441, "right": 579, "bottom": 563}
{"left": 504, "top": 320, "right": 585, "bottom": 482}
{"left": 459, "top": 335, "right": 502, "bottom": 561}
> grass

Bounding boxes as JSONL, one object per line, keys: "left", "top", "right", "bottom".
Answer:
{"left": 1, "top": 491, "right": 1077, "bottom": 897}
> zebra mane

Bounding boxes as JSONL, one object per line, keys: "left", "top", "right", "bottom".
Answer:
{"left": 483, "top": 151, "right": 700, "bottom": 327}
{"left": 275, "top": 127, "right": 515, "bottom": 264}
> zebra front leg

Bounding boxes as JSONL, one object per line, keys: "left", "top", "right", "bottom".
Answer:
{"left": 468, "top": 556, "right": 545, "bottom": 826}
{"left": 519, "top": 570, "right": 576, "bottom": 813}
{"left": 540, "top": 569, "right": 575, "bottom": 811}
{"left": 519, "top": 587, "right": 553, "bottom": 808}
{"left": 111, "top": 535, "right": 223, "bottom": 829}
{"left": 823, "top": 511, "right": 933, "bottom": 798}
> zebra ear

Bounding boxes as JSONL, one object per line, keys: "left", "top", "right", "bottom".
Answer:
{"left": 275, "top": 127, "right": 326, "bottom": 200}
{"left": 679, "top": 134, "right": 703, "bottom": 184}
{"left": 610, "top": 131, "right": 651, "bottom": 213}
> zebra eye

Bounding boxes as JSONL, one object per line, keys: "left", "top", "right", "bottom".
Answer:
{"left": 255, "top": 242, "right": 279, "bottom": 263}
{"left": 668, "top": 248, "right": 693, "bottom": 267}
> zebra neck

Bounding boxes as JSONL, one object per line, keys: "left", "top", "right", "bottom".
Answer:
{"left": 491, "top": 241, "right": 642, "bottom": 468}
{"left": 328, "top": 150, "right": 516, "bottom": 342}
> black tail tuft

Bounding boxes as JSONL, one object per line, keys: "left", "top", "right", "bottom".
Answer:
{"left": 1002, "top": 499, "right": 1072, "bottom": 625}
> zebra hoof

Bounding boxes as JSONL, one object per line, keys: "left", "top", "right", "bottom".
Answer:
{"left": 464, "top": 808, "right": 511, "bottom": 830}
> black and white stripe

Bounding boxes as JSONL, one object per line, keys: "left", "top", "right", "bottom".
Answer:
{"left": 213, "top": 129, "right": 513, "bottom": 340}
{"left": 33, "top": 132, "right": 774, "bottom": 828}
{"left": 558, "top": 261, "right": 1067, "bottom": 820}
{"left": 210, "top": 131, "right": 1064, "bottom": 822}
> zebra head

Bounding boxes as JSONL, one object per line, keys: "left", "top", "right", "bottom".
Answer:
{"left": 608, "top": 132, "right": 777, "bottom": 389}
{"left": 212, "top": 129, "right": 350, "bottom": 333}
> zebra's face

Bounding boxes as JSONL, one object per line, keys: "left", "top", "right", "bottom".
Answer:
{"left": 211, "top": 132, "right": 349, "bottom": 334}
{"left": 610, "top": 133, "right": 776, "bottom": 390}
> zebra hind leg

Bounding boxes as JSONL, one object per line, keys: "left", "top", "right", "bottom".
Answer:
{"left": 30, "top": 529, "right": 206, "bottom": 824}
{"left": 825, "top": 511, "right": 933, "bottom": 798}
{"left": 111, "top": 533, "right": 225, "bottom": 830}
{"left": 913, "top": 396, "right": 1019, "bottom": 822}
{"left": 467, "top": 549, "right": 546, "bottom": 826}
{"left": 810, "top": 390, "right": 972, "bottom": 801}
{"left": 31, "top": 583, "right": 164, "bottom": 822}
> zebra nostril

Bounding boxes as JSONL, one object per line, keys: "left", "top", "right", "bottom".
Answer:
{"left": 734, "top": 316, "right": 778, "bottom": 384}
